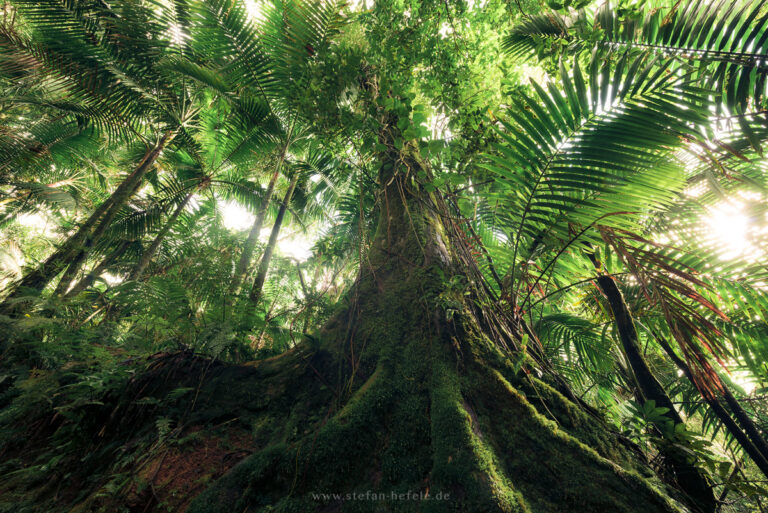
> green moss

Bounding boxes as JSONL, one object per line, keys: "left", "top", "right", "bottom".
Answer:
{"left": 429, "top": 360, "right": 528, "bottom": 513}
{"left": 464, "top": 366, "right": 682, "bottom": 513}
{"left": 483, "top": 350, "right": 643, "bottom": 471}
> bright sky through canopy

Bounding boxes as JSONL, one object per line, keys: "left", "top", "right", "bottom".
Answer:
{"left": 221, "top": 201, "right": 312, "bottom": 261}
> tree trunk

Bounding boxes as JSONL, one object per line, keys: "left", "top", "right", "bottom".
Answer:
{"left": 52, "top": 133, "right": 173, "bottom": 297}
{"left": 128, "top": 190, "right": 194, "bottom": 281}
{"left": 720, "top": 386, "right": 768, "bottom": 464}
{"left": 1, "top": 133, "right": 172, "bottom": 312}
{"left": 161, "top": 142, "right": 694, "bottom": 512}
{"left": 230, "top": 167, "right": 282, "bottom": 295}
{"left": 63, "top": 240, "right": 132, "bottom": 299}
{"left": 654, "top": 334, "right": 768, "bottom": 477}
{"left": 591, "top": 268, "right": 716, "bottom": 512}
{"left": 296, "top": 262, "right": 313, "bottom": 334}
{"left": 248, "top": 173, "right": 299, "bottom": 304}
{"left": 51, "top": 246, "right": 88, "bottom": 297}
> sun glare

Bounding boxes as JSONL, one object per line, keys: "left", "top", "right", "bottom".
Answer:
{"left": 707, "top": 202, "right": 751, "bottom": 259}
{"left": 278, "top": 233, "right": 313, "bottom": 261}
{"left": 17, "top": 212, "right": 57, "bottom": 238}
{"left": 705, "top": 200, "right": 765, "bottom": 262}
{"left": 346, "top": 0, "right": 373, "bottom": 11}
{"left": 221, "top": 201, "right": 255, "bottom": 231}
{"left": 243, "top": 0, "right": 266, "bottom": 22}
{"left": 731, "top": 370, "right": 758, "bottom": 395}
{"left": 221, "top": 202, "right": 313, "bottom": 261}
{"left": 102, "top": 272, "right": 124, "bottom": 286}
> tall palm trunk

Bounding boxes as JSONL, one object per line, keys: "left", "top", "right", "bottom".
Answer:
{"left": 53, "top": 133, "right": 174, "bottom": 296}
{"left": 295, "top": 263, "right": 312, "bottom": 334}
{"left": 1, "top": 133, "right": 172, "bottom": 311}
{"left": 654, "top": 334, "right": 768, "bottom": 477}
{"left": 63, "top": 240, "right": 132, "bottom": 299}
{"left": 128, "top": 189, "right": 194, "bottom": 281}
{"left": 51, "top": 247, "right": 89, "bottom": 297}
{"left": 720, "top": 384, "right": 768, "bottom": 464}
{"left": 230, "top": 167, "right": 281, "bottom": 295}
{"left": 231, "top": 116, "right": 295, "bottom": 296}
{"left": 590, "top": 257, "right": 716, "bottom": 512}
{"left": 248, "top": 172, "right": 299, "bottom": 304}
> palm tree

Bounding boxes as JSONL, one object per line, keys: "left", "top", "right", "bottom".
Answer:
{"left": 485, "top": 0, "right": 768, "bottom": 485}
{"left": 0, "top": 0, "right": 207, "bottom": 310}
{"left": 249, "top": 144, "right": 342, "bottom": 303}
{"left": 174, "top": 0, "right": 346, "bottom": 298}
{"left": 142, "top": 4, "right": 768, "bottom": 510}
{"left": 504, "top": 0, "right": 768, "bottom": 141}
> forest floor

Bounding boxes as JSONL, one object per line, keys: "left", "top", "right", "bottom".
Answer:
{"left": 0, "top": 351, "right": 269, "bottom": 513}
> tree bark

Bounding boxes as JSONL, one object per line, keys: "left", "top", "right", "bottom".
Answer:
{"left": 230, "top": 167, "right": 282, "bottom": 295}
{"left": 591, "top": 264, "right": 716, "bottom": 513}
{"left": 1, "top": 132, "right": 172, "bottom": 311}
{"left": 248, "top": 172, "right": 299, "bottom": 304}
{"left": 721, "top": 387, "right": 768, "bottom": 464}
{"left": 654, "top": 334, "right": 768, "bottom": 477}
{"left": 128, "top": 190, "right": 194, "bottom": 281}
{"left": 53, "top": 133, "right": 173, "bottom": 296}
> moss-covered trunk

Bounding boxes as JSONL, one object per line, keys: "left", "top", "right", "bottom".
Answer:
{"left": 173, "top": 150, "right": 689, "bottom": 512}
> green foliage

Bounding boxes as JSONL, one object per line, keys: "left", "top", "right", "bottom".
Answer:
{"left": 1, "top": 0, "right": 767, "bottom": 510}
